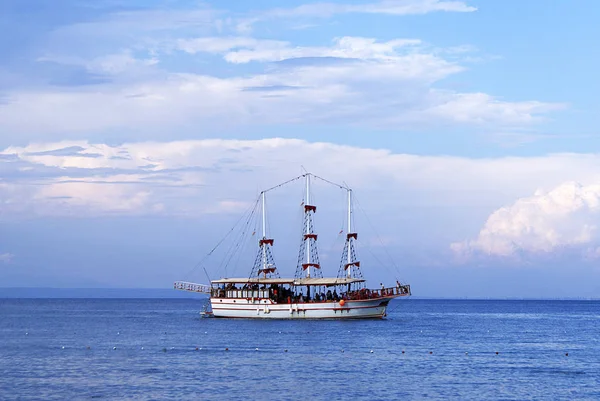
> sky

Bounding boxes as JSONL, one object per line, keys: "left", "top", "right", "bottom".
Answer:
{"left": 1, "top": 0, "right": 600, "bottom": 298}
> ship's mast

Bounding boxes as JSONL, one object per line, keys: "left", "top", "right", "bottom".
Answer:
{"left": 261, "top": 191, "right": 267, "bottom": 273}
{"left": 255, "top": 190, "right": 275, "bottom": 278}
{"left": 298, "top": 173, "right": 320, "bottom": 283}
{"left": 343, "top": 186, "right": 359, "bottom": 281}
{"left": 347, "top": 188, "right": 352, "bottom": 278}
{"left": 306, "top": 174, "right": 311, "bottom": 278}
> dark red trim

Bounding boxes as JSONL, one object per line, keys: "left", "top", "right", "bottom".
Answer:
{"left": 344, "top": 261, "right": 360, "bottom": 270}
{"left": 258, "top": 268, "right": 276, "bottom": 274}
{"left": 259, "top": 238, "right": 274, "bottom": 246}
{"left": 301, "top": 263, "right": 320, "bottom": 270}
{"left": 347, "top": 233, "right": 357, "bottom": 240}
{"left": 303, "top": 233, "right": 318, "bottom": 240}
{"left": 304, "top": 205, "right": 317, "bottom": 213}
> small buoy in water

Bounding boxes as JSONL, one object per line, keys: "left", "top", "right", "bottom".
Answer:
{"left": 465, "top": 352, "right": 468, "bottom": 355}
{"left": 225, "top": 348, "right": 229, "bottom": 351}
{"left": 370, "top": 350, "right": 374, "bottom": 353}
{"left": 284, "top": 349, "right": 288, "bottom": 352}
{"left": 402, "top": 350, "right": 405, "bottom": 354}
{"left": 429, "top": 351, "right": 433, "bottom": 355}
{"left": 255, "top": 348, "right": 259, "bottom": 351}
{"left": 195, "top": 347, "right": 199, "bottom": 351}
{"left": 495, "top": 351, "right": 499, "bottom": 355}
{"left": 341, "top": 349, "right": 344, "bottom": 353}
{"left": 565, "top": 352, "right": 569, "bottom": 356}
{"left": 113, "top": 347, "right": 117, "bottom": 350}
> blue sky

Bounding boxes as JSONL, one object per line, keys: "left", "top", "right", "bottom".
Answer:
{"left": 1, "top": 0, "right": 600, "bottom": 297}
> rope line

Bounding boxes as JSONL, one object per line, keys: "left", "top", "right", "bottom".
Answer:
{"left": 353, "top": 193, "right": 407, "bottom": 283}
{"left": 182, "top": 197, "right": 260, "bottom": 281}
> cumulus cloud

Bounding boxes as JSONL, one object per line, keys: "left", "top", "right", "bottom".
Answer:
{"left": 452, "top": 182, "right": 600, "bottom": 258}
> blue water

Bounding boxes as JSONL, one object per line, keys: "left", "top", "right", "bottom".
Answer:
{"left": 1, "top": 298, "right": 599, "bottom": 400}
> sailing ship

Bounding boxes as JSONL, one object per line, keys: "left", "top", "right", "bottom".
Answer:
{"left": 174, "top": 173, "right": 411, "bottom": 319}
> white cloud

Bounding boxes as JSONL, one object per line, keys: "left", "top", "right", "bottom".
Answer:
{"left": 0, "top": 41, "right": 560, "bottom": 138}
{"left": 177, "top": 37, "right": 288, "bottom": 56}
{"left": 0, "top": 253, "right": 14, "bottom": 264}
{"left": 424, "top": 92, "right": 565, "bottom": 126}
{"left": 233, "top": 0, "right": 475, "bottom": 33}
{"left": 352, "top": 0, "right": 476, "bottom": 14}
{"left": 255, "top": 0, "right": 476, "bottom": 19}
{"left": 0, "top": 1, "right": 558, "bottom": 142}
{"left": 452, "top": 182, "right": 600, "bottom": 258}
{"left": 178, "top": 36, "right": 423, "bottom": 64}
{"left": 38, "top": 51, "right": 159, "bottom": 77}
{"left": 4, "top": 140, "right": 600, "bottom": 222}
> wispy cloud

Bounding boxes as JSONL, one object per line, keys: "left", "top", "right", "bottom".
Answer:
{"left": 251, "top": 0, "right": 476, "bottom": 20}
{"left": 0, "top": 253, "right": 14, "bottom": 264}
{"left": 0, "top": 0, "right": 560, "bottom": 147}
{"left": 3, "top": 139, "right": 600, "bottom": 222}
{"left": 232, "top": 0, "right": 475, "bottom": 33}
{"left": 178, "top": 36, "right": 423, "bottom": 64}
{"left": 0, "top": 40, "right": 560, "bottom": 140}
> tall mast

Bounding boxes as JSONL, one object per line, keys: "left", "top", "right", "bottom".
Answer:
{"left": 261, "top": 191, "right": 267, "bottom": 273}
{"left": 347, "top": 188, "right": 352, "bottom": 276}
{"left": 255, "top": 191, "right": 275, "bottom": 278}
{"left": 299, "top": 173, "right": 320, "bottom": 281}
{"left": 343, "top": 186, "right": 359, "bottom": 279}
{"left": 306, "top": 173, "right": 311, "bottom": 278}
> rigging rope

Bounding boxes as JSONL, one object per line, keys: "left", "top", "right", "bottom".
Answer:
{"left": 311, "top": 174, "right": 348, "bottom": 190}
{"left": 182, "top": 197, "right": 260, "bottom": 282}
{"left": 353, "top": 193, "right": 407, "bottom": 284}
{"left": 220, "top": 199, "right": 260, "bottom": 277}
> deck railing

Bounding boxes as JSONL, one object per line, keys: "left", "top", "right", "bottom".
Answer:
{"left": 174, "top": 281, "right": 410, "bottom": 299}
{"left": 348, "top": 284, "right": 411, "bottom": 300}
{"left": 173, "top": 281, "right": 211, "bottom": 294}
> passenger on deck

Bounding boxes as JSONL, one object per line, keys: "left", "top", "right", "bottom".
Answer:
{"left": 326, "top": 290, "right": 332, "bottom": 301}
{"left": 333, "top": 290, "right": 339, "bottom": 301}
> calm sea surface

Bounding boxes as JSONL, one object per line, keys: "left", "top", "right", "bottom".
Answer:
{"left": 1, "top": 298, "right": 599, "bottom": 400}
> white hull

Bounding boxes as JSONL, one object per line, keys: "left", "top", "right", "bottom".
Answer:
{"left": 210, "top": 296, "right": 404, "bottom": 319}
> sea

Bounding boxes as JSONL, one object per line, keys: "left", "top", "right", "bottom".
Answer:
{"left": 1, "top": 296, "right": 599, "bottom": 400}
